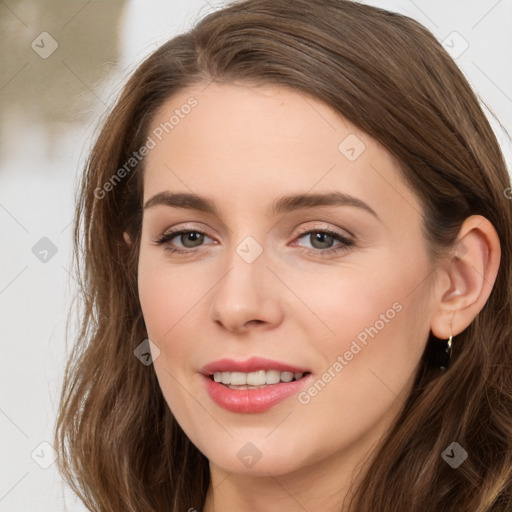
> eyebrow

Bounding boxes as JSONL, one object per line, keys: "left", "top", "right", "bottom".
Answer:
{"left": 143, "top": 191, "right": 380, "bottom": 220}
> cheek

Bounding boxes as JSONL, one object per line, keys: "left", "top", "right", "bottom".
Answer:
{"left": 137, "top": 254, "right": 206, "bottom": 417}
{"left": 137, "top": 249, "right": 206, "bottom": 341}
{"left": 296, "top": 254, "right": 430, "bottom": 397}
{"left": 283, "top": 259, "right": 409, "bottom": 350}
{"left": 137, "top": 251, "right": 221, "bottom": 398}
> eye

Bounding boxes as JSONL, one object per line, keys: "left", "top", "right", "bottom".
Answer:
{"left": 154, "top": 228, "right": 214, "bottom": 254}
{"left": 153, "top": 225, "right": 354, "bottom": 257}
{"left": 293, "top": 227, "right": 354, "bottom": 256}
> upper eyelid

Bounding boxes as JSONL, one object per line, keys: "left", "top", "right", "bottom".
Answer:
{"left": 158, "top": 222, "right": 351, "bottom": 235}
{"left": 295, "top": 222, "right": 353, "bottom": 238}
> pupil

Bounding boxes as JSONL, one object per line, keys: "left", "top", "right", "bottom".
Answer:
{"left": 183, "top": 232, "right": 203, "bottom": 247}
{"left": 312, "top": 232, "right": 332, "bottom": 249}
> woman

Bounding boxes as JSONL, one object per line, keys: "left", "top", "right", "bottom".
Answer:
{"left": 54, "top": 0, "right": 512, "bottom": 510}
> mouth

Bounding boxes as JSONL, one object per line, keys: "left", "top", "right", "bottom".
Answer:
{"left": 200, "top": 356, "right": 312, "bottom": 389}
{"left": 208, "top": 370, "right": 311, "bottom": 389}
{"left": 200, "top": 357, "right": 313, "bottom": 413}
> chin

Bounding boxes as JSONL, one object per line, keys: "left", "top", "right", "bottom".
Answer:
{"left": 210, "top": 455, "right": 301, "bottom": 477}
{"left": 201, "top": 436, "right": 315, "bottom": 477}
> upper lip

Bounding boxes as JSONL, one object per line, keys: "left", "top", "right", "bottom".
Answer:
{"left": 201, "top": 357, "right": 310, "bottom": 376}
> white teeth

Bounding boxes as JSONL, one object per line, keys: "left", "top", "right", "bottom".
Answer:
{"left": 212, "top": 370, "right": 305, "bottom": 386}
{"left": 246, "top": 370, "right": 266, "bottom": 386}
{"left": 266, "top": 370, "right": 281, "bottom": 384}
{"left": 230, "top": 372, "right": 247, "bottom": 385}
{"left": 280, "top": 371, "right": 294, "bottom": 382}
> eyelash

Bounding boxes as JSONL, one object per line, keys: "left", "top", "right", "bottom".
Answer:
{"left": 153, "top": 225, "right": 354, "bottom": 257}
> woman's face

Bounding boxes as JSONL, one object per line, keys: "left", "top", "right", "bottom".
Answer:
{"left": 136, "top": 82, "right": 439, "bottom": 478}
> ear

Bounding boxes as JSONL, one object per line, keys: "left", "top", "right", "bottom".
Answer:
{"left": 123, "top": 231, "right": 133, "bottom": 247}
{"left": 430, "top": 215, "right": 501, "bottom": 338}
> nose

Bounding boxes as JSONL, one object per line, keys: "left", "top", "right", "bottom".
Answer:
{"left": 209, "top": 248, "right": 284, "bottom": 333}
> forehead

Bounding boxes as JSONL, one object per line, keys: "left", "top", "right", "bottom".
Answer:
{"left": 141, "top": 82, "right": 419, "bottom": 222}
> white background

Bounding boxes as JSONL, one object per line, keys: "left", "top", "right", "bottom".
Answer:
{"left": 1, "top": 1, "right": 511, "bottom": 510}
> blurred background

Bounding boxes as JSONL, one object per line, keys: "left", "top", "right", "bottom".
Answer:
{"left": 0, "top": 0, "right": 511, "bottom": 510}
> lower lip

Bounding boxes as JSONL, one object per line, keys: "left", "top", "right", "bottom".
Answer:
{"left": 203, "top": 374, "right": 312, "bottom": 413}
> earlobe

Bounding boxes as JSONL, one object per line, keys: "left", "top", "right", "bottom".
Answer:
{"left": 430, "top": 215, "right": 501, "bottom": 339}
{"left": 123, "top": 231, "right": 133, "bottom": 247}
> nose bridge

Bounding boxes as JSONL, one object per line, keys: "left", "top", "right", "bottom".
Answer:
{"left": 209, "top": 234, "right": 283, "bottom": 331}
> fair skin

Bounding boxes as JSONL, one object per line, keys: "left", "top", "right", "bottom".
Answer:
{"left": 129, "top": 82, "right": 500, "bottom": 511}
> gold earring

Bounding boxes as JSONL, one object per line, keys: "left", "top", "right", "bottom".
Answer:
{"left": 439, "top": 334, "right": 453, "bottom": 371}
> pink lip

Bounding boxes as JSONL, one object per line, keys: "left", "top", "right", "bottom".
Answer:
{"left": 202, "top": 374, "right": 312, "bottom": 413}
{"left": 200, "top": 356, "right": 310, "bottom": 375}
{"left": 200, "top": 357, "right": 312, "bottom": 414}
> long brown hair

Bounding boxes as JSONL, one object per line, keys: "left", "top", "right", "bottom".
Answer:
{"left": 54, "top": 1, "right": 512, "bottom": 510}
